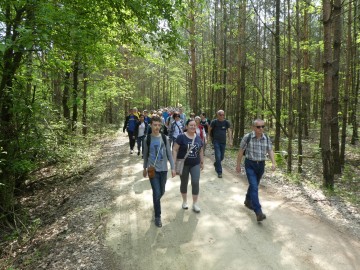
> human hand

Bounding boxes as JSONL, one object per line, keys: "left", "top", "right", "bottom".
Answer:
{"left": 143, "top": 169, "right": 147, "bottom": 178}
{"left": 200, "top": 163, "right": 204, "bottom": 171}
{"left": 171, "top": 170, "right": 176, "bottom": 178}
{"left": 271, "top": 164, "right": 276, "bottom": 171}
{"left": 236, "top": 164, "right": 241, "bottom": 173}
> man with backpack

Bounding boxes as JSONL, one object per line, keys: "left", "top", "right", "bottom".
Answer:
{"left": 143, "top": 116, "right": 176, "bottom": 227}
{"left": 235, "top": 119, "right": 276, "bottom": 222}
{"left": 208, "top": 110, "right": 232, "bottom": 178}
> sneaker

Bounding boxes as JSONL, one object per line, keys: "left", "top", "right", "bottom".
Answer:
{"left": 256, "top": 212, "right": 266, "bottom": 222}
{"left": 192, "top": 204, "right": 201, "bottom": 213}
{"left": 130, "top": 150, "right": 134, "bottom": 154}
{"left": 244, "top": 200, "right": 254, "bottom": 210}
{"left": 182, "top": 202, "right": 189, "bottom": 209}
{"left": 155, "top": 217, "right": 162, "bottom": 227}
{"left": 218, "top": 174, "right": 222, "bottom": 178}
{"left": 137, "top": 151, "right": 140, "bottom": 156}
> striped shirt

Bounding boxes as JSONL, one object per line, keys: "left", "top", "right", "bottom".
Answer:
{"left": 240, "top": 131, "right": 272, "bottom": 161}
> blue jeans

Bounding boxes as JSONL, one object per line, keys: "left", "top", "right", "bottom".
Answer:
{"left": 244, "top": 159, "right": 265, "bottom": 214}
{"left": 213, "top": 140, "right": 226, "bottom": 174}
{"left": 150, "top": 171, "right": 168, "bottom": 218}
{"left": 136, "top": 135, "right": 145, "bottom": 154}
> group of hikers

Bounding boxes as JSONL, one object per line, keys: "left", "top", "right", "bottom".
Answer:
{"left": 123, "top": 107, "right": 276, "bottom": 227}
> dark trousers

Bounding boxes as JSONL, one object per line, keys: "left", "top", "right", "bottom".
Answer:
{"left": 128, "top": 131, "right": 136, "bottom": 150}
{"left": 137, "top": 135, "right": 145, "bottom": 154}
{"left": 150, "top": 171, "right": 168, "bottom": 218}
{"left": 244, "top": 159, "right": 265, "bottom": 214}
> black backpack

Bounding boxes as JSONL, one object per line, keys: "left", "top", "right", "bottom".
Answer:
{"left": 146, "top": 133, "right": 168, "bottom": 157}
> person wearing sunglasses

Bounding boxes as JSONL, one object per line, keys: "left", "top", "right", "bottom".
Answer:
{"left": 208, "top": 110, "right": 232, "bottom": 178}
{"left": 235, "top": 119, "right": 276, "bottom": 222}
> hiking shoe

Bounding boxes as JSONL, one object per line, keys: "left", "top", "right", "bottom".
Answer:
{"left": 192, "top": 204, "right": 201, "bottom": 213}
{"left": 182, "top": 202, "right": 189, "bottom": 209}
{"left": 218, "top": 174, "right": 222, "bottom": 178}
{"left": 244, "top": 200, "right": 254, "bottom": 210}
{"left": 155, "top": 217, "right": 162, "bottom": 227}
{"left": 256, "top": 212, "right": 266, "bottom": 222}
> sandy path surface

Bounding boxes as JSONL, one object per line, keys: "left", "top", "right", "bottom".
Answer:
{"left": 104, "top": 133, "right": 360, "bottom": 270}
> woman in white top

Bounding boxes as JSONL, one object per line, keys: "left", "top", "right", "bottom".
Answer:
{"left": 135, "top": 114, "right": 149, "bottom": 157}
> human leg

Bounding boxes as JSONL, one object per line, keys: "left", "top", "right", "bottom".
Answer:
{"left": 189, "top": 164, "right": 201, "bottom": 213}
{"left": 136, "top": 136, "right": 142, "bottom": 154}
{"left": 180, "top": 165, "right": 191, "bottom": 208}
{"left": 213, "top": 140, "right": 222, "bottom": 174}
{"left": 244, "top": 160, "right": 262, "bottom": 214}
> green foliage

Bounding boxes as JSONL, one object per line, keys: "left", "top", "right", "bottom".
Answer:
{"left": 275, "top": 152, "right": 286, "bottom": 168}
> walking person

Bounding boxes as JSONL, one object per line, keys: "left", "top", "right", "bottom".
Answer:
{"left": 172, "top": 120, "right": 204, "bottom": 213}
{"left": 123, "top": 108, "right": 139, "bottom": 154}
{"left": 168, "top": 112, "right": 185, "bottom": 147}
{"left": 134, "top": 114, "right": 149, "bottom": 157}
{"left": 208, "top": 110, "right": 232, "bottom": 178}
{"left": 195, "top": 116, "right": 206, "bottom": 147}
{"left": 235, "top": 119, "right": 276, "bottom": 222}
{"left": 143, "top": 116, "right": 176, "bottom": 227}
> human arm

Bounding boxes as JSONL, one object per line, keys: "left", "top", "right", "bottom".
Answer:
{"left": 123, "top": 116, "right": 128, "bottom": 133}
{"left": 143, "top": 137, "right": 149, "bottom": 177}
{"left": 268, "top": 149, "right": 276, "bottom": 171}
{"left": 236, "top": 148, "right": 245, "bottom": 173}
{"left": 199, "top": 147, "right": 204, "bottom": 171}
{"left": 165, "top": 137, "right": 176, "bottom": 177}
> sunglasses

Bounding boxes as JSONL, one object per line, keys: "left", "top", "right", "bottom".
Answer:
{"left": 256, "top": 126, "right": 265, "bottom": 129}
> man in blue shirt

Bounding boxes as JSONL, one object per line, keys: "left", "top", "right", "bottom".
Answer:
{"left": 208, "top": 110, "right": 232, "bottom": 178}
{"left": 123, "top": 108, "right": 139, "bottom": 154}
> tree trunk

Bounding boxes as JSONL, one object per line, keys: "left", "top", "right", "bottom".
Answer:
{"left": 189, "top": 0, "right": 198, "bottom": 113}
{"left": 82, "top": 71, "right": 88, "bottom": 136}
{"left": 274, "top": 0, "right": 281, "bottom": 152}
{"left": 340, "top": 0, "right": 352, "bottom": 166}
{"left": 322, "top": 0, "right": 335, "bottom": 189}
{"left": 286, "top": 0, "right": 293, "bottom": 173}
{"left": 72, "top": 59, "right": 80, "bottom": 131}
{"left": 296, "top": 0, "right": 303, "bottom": 173}
{"left": 331, "top": 0, "right": 342, "bottom": 174}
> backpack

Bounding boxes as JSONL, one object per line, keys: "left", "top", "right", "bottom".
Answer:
{"left": 146, "top": 133, "right": 168, "bottom": 157}
{"left": 243, "top": 133, "right": 269, "bottom": 155}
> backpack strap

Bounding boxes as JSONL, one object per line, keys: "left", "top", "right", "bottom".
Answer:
{"left": 147, "top": 134, "right": 167, "bottom": 157}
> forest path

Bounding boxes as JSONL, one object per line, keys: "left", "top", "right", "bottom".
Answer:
{"left": 103, "top": 132, "right": 360, "bottom": 270}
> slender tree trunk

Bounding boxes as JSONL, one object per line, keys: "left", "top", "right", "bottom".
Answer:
{"left": 296, "top": 0, "right": 303, "bottom": 173}
{"left": 274, "top": 0, "right": 281, "bottom": 152}
{"left": 72, "top": 59, "right": 79, "bottom": 131}
{"left": 340, "top": 0, "right": 352, "bottom": 166}
{"left": 331, "top": 0, "right": 342, "bottom": 173}
{"left": 189, "top": 0, "right": 198, "bottom": 113}
{"left": 82, "top": 71, "right": 88, "bottom": 136}
{"left": 322, "top": 0, "right": 335, "bottom": 189}
{"left": 286, "top": 0, "right": 293, "bottom": 173}
{"left": 63, "top": 72, "right": 71, "bottom": 129}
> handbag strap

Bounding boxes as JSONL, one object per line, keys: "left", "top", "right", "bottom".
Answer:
{"left": 184, "top": 135, "right": 196, "bottom": 160}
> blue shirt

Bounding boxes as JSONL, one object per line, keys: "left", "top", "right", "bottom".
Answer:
{"left": 175, "top": 134, "right": 203, "bottom": 166}
{"left": 210, "top": 119, "right": 231, "bottom": 144}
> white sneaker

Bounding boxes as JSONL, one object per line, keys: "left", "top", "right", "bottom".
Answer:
{"left": 192, "top": 204, "right": 201, "bottom": 213}
{"left": 182, "top": 202, "right": 188, "bottom": 209}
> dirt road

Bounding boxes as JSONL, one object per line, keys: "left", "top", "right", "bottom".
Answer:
{"left": 104, "top": 133, "right": 360, "bottom": 270}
